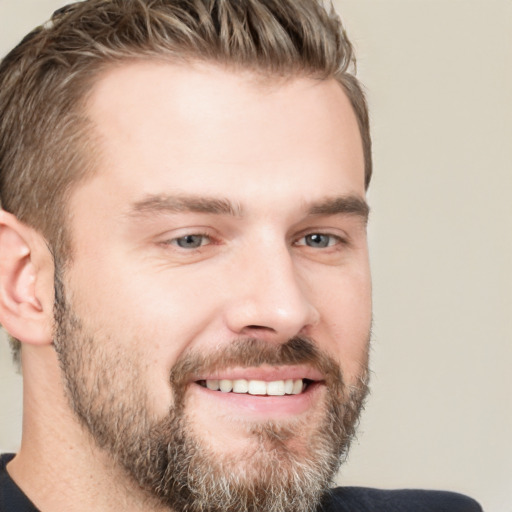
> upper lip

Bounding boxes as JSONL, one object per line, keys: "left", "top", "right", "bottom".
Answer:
{"left": 192, "top": 365, "right": 325, "bottom": 383}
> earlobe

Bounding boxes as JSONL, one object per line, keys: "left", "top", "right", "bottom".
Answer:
{"left": 0, "top": 210, "right": 54, "bottom": 345}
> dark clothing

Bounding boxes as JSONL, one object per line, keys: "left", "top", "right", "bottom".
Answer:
{"left": 0, "top": 454, "right": 38, "bottom": 512}
{"left": 1, "top": 453, "right": 482, "bottom": 511}
{"left": 320, "top": 486, "right": 483, "bottom": 511}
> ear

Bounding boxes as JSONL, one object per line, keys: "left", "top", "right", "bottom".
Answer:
{"left": 0, "top": 210, "right": 55, "bottom": 345}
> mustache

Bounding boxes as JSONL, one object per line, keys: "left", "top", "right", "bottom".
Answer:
{"left": 169, "top": 336, "right": 344, "bottom": 391}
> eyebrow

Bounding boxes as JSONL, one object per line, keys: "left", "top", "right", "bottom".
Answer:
{"left": 307, "top": 195, "right": 370, "bottom": 221}
{"left": 128, "top": 193, "right": 369, "bottom": 222}
{"left": 129, "top": 194, "right": 243, "bottom": 217}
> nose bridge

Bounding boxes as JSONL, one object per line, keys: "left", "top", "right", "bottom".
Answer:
{"left": 224, "top": 235, "right": 319, "bottom": 338}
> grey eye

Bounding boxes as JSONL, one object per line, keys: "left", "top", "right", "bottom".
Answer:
{"left": 174, "top": 234, "right": 209, "bottom": 249}
{"left": 304, "top": 234, "right": 332, "bottom": 248}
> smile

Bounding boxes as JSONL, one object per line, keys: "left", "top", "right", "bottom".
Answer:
{"left": 190, "top": 369, "right": 325, "bottom": 417}
{"left": 197, "top": 378, "right": 312, "bottom": 396}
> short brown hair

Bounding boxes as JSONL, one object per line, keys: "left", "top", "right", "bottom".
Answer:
{"left": 0, "top": 0, "right": 372, "bottom": 360}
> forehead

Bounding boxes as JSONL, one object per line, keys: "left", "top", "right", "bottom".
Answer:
{"left": 78, "top": 61, "right": 365, "bottom": 211}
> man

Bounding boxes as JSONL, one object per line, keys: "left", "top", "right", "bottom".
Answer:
{"left": 0, "top": 1, "right": 481, "bottom": 511}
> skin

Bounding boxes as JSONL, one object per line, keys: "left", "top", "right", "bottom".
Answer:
{"left": 2, "top": 61, "right": 371, "bottom": 512}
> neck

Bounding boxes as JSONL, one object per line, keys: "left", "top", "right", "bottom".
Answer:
{"left": 8, "top": 345, "right": 170, "bottom": 512}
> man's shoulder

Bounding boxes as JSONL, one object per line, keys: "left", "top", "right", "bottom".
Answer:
{"left": 321, "top": 486, "right": 483, "bottom": 512}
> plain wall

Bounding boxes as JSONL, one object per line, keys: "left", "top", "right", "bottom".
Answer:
{"left": 0, "top": 1, "right": 511, "bottom": 512}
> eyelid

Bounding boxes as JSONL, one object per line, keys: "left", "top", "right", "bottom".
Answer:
{"left": 156, "top": 227, "right": 218, "bottom": 248}
{"left": 171, "top": 233, "right": 211, "bottom": 248}
{"left": 293, "top": 228, "right": 349, "bottom": 246}
{"left": 295, "top": 233, "right": 344, "bottom": 247}
{"left": 165, "top": 232, "right": 211, "bottom": 244}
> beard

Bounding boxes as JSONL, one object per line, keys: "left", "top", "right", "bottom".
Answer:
{"left": 52, "top": 273, "right": 370, "bottom": 512}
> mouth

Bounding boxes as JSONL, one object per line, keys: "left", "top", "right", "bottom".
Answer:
{"left": 188, "top": 366, "right": 325, "bottom": 418}
{"left": 197, "top": 378, "right": 315, "bottom": 396}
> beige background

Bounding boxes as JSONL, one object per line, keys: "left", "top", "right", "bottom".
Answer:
{"left": 0, "top": 1, "right": 511, "bottom": 511}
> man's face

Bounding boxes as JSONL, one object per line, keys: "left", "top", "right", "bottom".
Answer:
{"left": 55, "top": 62, "right": 372, "bottom": 511}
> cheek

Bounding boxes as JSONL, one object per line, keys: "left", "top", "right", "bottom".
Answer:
{"left": 315, "top": 270, "right": 372, "bottom": 381}
{"left": 69, "top": 246, "right": 217, "bottom": 333}
{"left": 65, "top": 259, "right": 227, "bottom": 413}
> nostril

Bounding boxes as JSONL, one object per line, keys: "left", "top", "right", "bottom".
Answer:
{"left": 243, "top": 325, "right": 277, "bottom": 334}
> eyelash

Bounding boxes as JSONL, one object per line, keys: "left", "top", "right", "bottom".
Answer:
{"left": 163, "top": 232, "right": 213, "bottom": 250}
{"left": 162, "top": 231, "right": 347, "bottom": 251}
{"left": 294, "top": 233, "right": 347, "bottom": 249}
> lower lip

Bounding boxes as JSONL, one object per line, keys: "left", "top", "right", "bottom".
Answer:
{"left": 189, "top": 381, "right": 324, "bottom": 419}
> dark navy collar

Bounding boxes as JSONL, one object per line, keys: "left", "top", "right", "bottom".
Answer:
{"left": 0, "top": 454, "right": 40, "bottom": 512}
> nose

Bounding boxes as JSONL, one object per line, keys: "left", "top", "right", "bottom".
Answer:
{"left": 223, "top": 242, "right": 320, "bottom": 341}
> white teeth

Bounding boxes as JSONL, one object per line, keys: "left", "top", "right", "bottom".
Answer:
{"left": 267, "top": 380, "right": 285, "bottom": 396}
{"left": 204, "top": 378, "right": 305, "bottom": 396}
{"left": 233, "top": 379, "right": 249, "bottom": 393}
{"left": 206, "top": 379, "right": 219, "bottom": 391}
{"left": 248, "top": 380, "right": 267, "bottom": 395}
{"left": 219, "top": 379, "right": 233, "bottom": 392}
{"left": 284, "top": 379, "right": 294, "bottom": 394}
{"left": 292, "top": 379, "right": 303, "bottom": 395}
